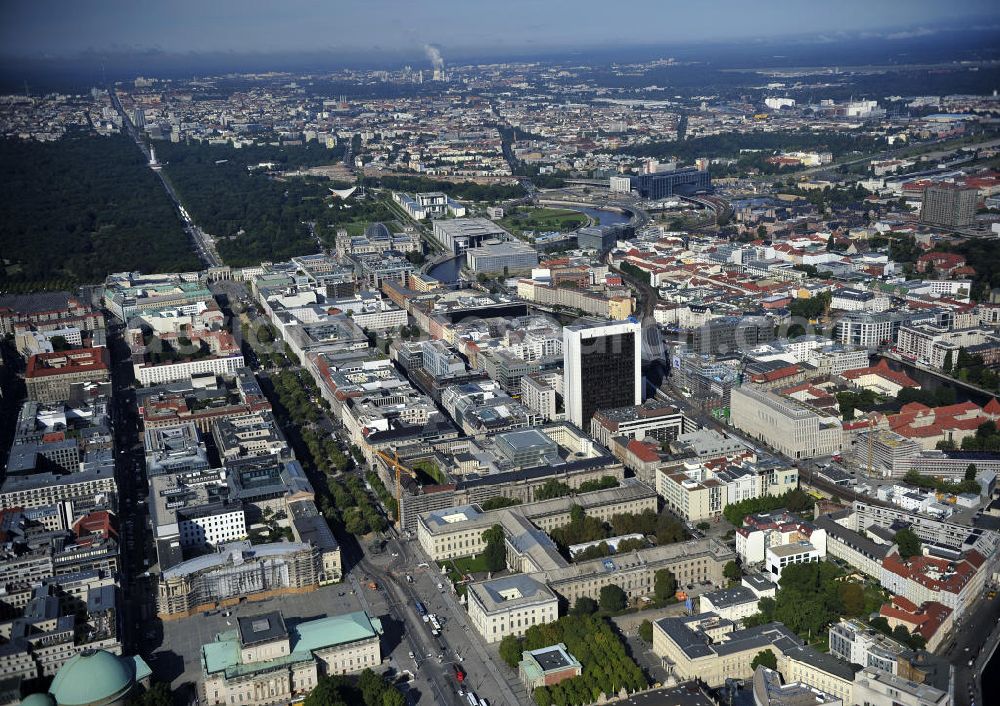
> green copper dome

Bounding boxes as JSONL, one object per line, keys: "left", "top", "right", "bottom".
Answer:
{"left": 20, "top": 695, "right": 56, "bottom": 706}
{"left": 49, "top": 649, "right": 134, "bottom": 706}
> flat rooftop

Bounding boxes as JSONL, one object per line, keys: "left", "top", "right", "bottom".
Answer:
{"left": 655, "top": 613, "right": 801, "bottom": 661}
{"left": 531, "top": 645, "right": 573, "bottom": 671}
{"left": 466, "top": 241, "right": 538, "bottom": 256}
{"left": 742, "top": 572, "right": 776, "bottom": 594}
{"left": 701, "top": 585, "right": 757, "bottom": 609}
{"left": 768, "top": 541, "right": 817, "bottom": 558}
{"left": 237, "top": 611, "right": 287, "bottom": 646}
{"left": 468, "top": 574, "right": 556, "bottom": 614}
{"left": 434, "top": 218, "right": 510, "bottom": 237}
{"left": 497, "top": 428, "right": 554, "bottom": 451}
{"left": 421, "top": 504, "right": 483, "bottom": 530}
{"left": 593, "top": 399, "right": 682, "bottom": 424}
{"left": 610, "top": 683, "right": 714, "bottom": 706}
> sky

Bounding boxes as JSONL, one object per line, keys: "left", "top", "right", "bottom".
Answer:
{"left": 2, "top": 0, "right": 998, "bottom": 61}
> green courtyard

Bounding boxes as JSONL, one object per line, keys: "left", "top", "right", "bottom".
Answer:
{"left": 499, "top": 206, "right": 588, "bottom": 237}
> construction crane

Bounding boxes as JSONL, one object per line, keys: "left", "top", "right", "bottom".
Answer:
{"left": 375, "top": 450, "right": 416, "bottom": 525}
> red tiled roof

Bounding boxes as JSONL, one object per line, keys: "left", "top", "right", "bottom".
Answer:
{"left": 627, "top": 439, "right": 662, "bottom": 464}
{"left": 751, "top": 364, "right": 800, "bottom": 384}
{"left": 73, "top": 510, "right": 116, "bottom": 541}
{"left": 882, "top": 552, "right": 979, "bottom": 596}
{"left": 902, "top": 417, "right": 981, "bottom": 438}
{"left": 917, "top": 252, "right": 965, "bottom": 266}
{"left": 880, "top": 597, "right": 952, "bottom": 641}
{"left": 882, "top": 399, "right": 989, "bottom": 439}
{"left": 781, "top": 382, "right": 812, "bottom": 394}
{"left": 25, "top": 347, "right": 109, "bottom": 379}
{"left": 842, "top": 359, "right": 919, "bottom": 389}
{"left": 886, "top": 594, "right": 918, "bottom": 612}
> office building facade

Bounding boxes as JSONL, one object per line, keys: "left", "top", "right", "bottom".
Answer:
{"left": 563, "top": 320, "right": 642, "bottom": 429}
{"left": 630, "top": 167, "right": 711, "bottom": 200}
{"left": 689, "top": 316, "right": 775, "bottom": 356}
{"left": 433, "top": 218, "right": 511, "bottom": 254}
{"left": 834, "top": 312, "right": 916, "bottom": 349}
{"left": 730, "top": 386, "right": 843, "bottom": 460}
{"left": 920, "top": 184, "right": 978, "bottom": 228}
{"left": 466, "top": 241, "right": 539, "bottom": 274}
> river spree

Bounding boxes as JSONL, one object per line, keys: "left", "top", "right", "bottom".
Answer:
{"left": 880, "top": 356, "right": 998, "bottom": 407}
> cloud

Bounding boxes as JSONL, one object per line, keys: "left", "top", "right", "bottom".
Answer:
{"left": 885, "top": 27, "right": 937, "bottom": 40}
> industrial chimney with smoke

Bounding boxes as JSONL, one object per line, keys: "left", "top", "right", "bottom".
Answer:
{"left": 425, "top": 44, "right": 446, "bottom": 81}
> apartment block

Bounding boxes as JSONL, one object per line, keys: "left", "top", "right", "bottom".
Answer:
{"left": 834, "top": 311, "right": 916, "bottom": 349}
{"left": 765, "top": 541, "right": 821, "bottom": 583}
{"left": 896, "top": 323, "right": 994, "bottom": 370}
{"left": 851, "top": 667, "right": 950, "bottom": 706}
{"left": 920, "top": 183, "right": 977, "bottom": 228}
{"left": 657, "top": 466, "right": 726, "bottom": 522}
{"left": 0, "top": 468, "right": 117, "bottom": 512}
{"left": 879, "top": 551, "right": 988, "bottom": 619}
{"left": 156, "top": 541, "right": 323, "bottom": 619}
{"left": 149, "top": 470, "right": 247, "bottom": 558}
{"left": 132, "top": 330, "right": 245, "bottom": 387}
{"left": 828, "top": 619, "right": 909, "bottom": 675}
{"left": 814, "top": 515, "right": 890, "bottom": 580}
{"left": 25, "top": 348, "right": 110, "bottom": 403}
{"left": 590, "top": 399, "right": 694, "bottom": 448}
{"left": 0, "top": 291, "right": 105, "bottom": 337}
{"left": 735, "top": 511, "right": 827, "bottom": 566}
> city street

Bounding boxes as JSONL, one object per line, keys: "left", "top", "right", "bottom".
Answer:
{"left": 365, "top": 531, "right": 531, "bottom": 706}
{"left": 106, "top": 321, "right": 157, "bottom": 654}
{"left": 342, "top": 537, "right": 469, "bottom": 706}
{"left": 106, "top": 89, "right": 222, "bottom": 268}
{"left": 942, "top": 591, "right": 1000, "bottom": 706}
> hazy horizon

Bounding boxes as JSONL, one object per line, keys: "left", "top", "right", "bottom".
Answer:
{"left": 3, "top": 0, "right": 998, "bottom": 61}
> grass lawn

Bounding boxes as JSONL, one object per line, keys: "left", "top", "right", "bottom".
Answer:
{"left": 500, "top": 206, "right": 587, "bottom": 235}
{"left": 450, "top": 553, "right": 490, "bottom": 574}
{"left": 809, "top": 638, "right": 830, "bottom": 653}
{"left": 439, "top": 556, "right": 489, "bottom": 598}
{"left": 862, "top": 582, "right": 890, "bottom": 613}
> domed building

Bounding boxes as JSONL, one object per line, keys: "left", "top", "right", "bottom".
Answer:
{"left": 364, "top": 222, "right": 392, "bottom": 241}
{"left": 23, "top": 649, "right": 152, "bottom": 706}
